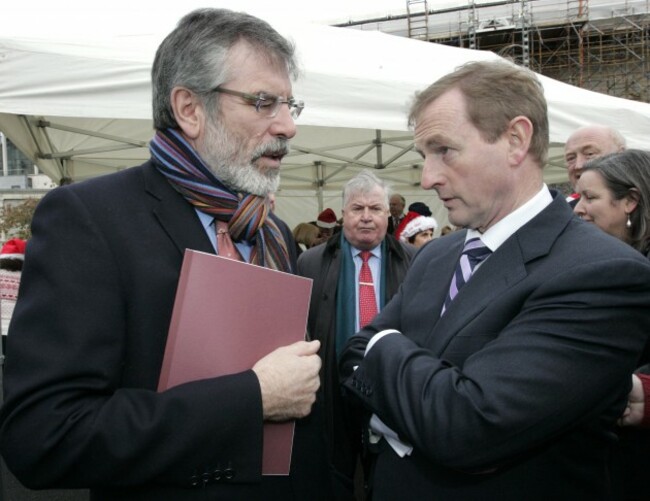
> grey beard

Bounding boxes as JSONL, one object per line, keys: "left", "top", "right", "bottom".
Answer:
{"left": 200, "top": 117, "right": 286, "bottom": 196}
{"left": 211, "top": 157, "right": 281, "bottom": 197}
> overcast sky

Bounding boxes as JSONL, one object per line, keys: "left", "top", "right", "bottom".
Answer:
{"left": 3, "top": 0, "right": 469, "bottom": 36}
{"left": 6, "top": 0, "right": 405, "bottom": 28}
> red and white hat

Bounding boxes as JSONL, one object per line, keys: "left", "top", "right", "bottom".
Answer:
{"left": 317, "top": 208, "right": 338, "bottom": 229}
{"left": 0, "top": 238, "right": 26, "bottom": 260}
{"left": 396, "top": 212, "right": 438, "bottom": 243}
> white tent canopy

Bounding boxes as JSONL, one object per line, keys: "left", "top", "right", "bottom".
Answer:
{"left": 2, "top": 14, "right": 650, "bottom": 230}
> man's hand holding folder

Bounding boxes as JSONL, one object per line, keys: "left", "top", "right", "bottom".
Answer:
{"left": 158, "top": 250, "right": 318, "bottom": 474}
{"left": 253, "top": 340, "right": 321, "bottom": 421}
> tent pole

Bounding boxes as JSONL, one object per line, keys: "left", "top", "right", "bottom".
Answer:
{"left": 315, "top": 161, "right": 324, "bottom": 212}
{"left": 374, "top": 130, "right": 384, "bottom": 169}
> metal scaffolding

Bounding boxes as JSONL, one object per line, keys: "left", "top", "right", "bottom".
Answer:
{"left": 338, "top": 1, "right": 650, "bottom": 103}
{"left": 448, "top": 0, "right": 650, "bottom": 102}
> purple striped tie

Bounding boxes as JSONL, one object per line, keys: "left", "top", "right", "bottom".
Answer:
{"left": 441, "top": 238, "right": 491, "bottom": 315}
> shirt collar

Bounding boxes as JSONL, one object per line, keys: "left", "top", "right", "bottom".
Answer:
{"left": 196, "top": 209, "right": 215, "bottom": 231}
{"left": 351, "top": 243, "right": 382, "bottom": 260}
{"left": 467, "top": 184, "right": 553, "bottom": 252}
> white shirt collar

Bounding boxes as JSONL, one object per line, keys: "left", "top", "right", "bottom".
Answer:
{"left": 467, "top": 185, "right": 553, "bottom": 252}
{"left": 352, "top": 243, "right": 382, "bottom": 259}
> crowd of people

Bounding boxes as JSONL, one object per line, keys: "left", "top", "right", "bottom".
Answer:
{"left": 0, "top": 7, "right": 649, "bottom": 501}
{"left": 291, "top": 197, "right": 443, "bottom": 257}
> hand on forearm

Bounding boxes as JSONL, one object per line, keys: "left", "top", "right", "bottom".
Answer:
{"left": 253, "top": 340, "right": 321, "bottom": 421}
{"left": 619, "top": 374, "right": 645, "bottom": 426}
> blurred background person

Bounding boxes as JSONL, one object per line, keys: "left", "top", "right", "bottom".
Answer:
{"left": 574, "top": 148, "right": 650, "bottom": 500}
{"left": 407, "top": 201, "right": 432, "bottom": 217}
{"left": 564, "top": 125, "right": 626, "bottom": 207}
{"left": 293, "top": 221, "right": 321, "bottom": 256}
{"left": 314, "top": 208, "right": 338, "bottom": 246}
{"left": 574, "top": 149, "right": 649, "bottom": 255}
{"left": 440, "top": 225, "right": 456, "bottom": 236}
{"left": 387, "top": 194, "right": 405, "bottom": 235}
{"left": 0, "top": 238, "right": 26, "bottom": 352}
{"left": 298, "top": 170, "right": 414, "bottom": 500}
{"left": 395, "top": 211, "right": 437, "bottom": 248}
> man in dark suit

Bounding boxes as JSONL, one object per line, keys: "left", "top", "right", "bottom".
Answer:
{"left": 0, "top": 9, "right": 332, "bottom": 500}
{"left": 386, "top": 194, "right": 405, "bottom": 235}
{"left": 339, "top": 60, "right": 650, "bottom": 500}
{"left": 298, "top": 170, "right": 414, "bottom": 500}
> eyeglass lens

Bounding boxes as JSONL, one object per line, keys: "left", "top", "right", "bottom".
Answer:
{"left": 266, "top": 97, "right": 304, "bottom": 120}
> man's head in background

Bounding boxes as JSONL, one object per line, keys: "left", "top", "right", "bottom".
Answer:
{"left": 564, "top": 125, "right": 626, "bottom": 189}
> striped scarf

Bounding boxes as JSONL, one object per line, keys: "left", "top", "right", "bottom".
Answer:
{"left": 150, "top": 128, "right": 291, "bottom": 272}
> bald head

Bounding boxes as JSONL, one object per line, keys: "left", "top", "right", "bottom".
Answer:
{"left": 564, "top": 125, "right": 626, "bottom": 188}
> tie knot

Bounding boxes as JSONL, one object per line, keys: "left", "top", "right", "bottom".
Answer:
{"left": 462, "top": 238, "right": 491, "bottom": 266}
{"left": 360, "top": 250, "right": 372, "bottom": 263}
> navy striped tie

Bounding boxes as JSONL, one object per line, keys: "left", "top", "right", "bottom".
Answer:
{"left": 441, "top": 238, "right": 491, "bottom": 316}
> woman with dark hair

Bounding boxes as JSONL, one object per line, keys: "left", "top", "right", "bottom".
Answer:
{"left": 574, "top": 149, "right": 650, "bottom": 256}
{"left": 394, "top": 211, "right": 438, "bottom": 248}
{"left": 575, "top": 149, "right": 650, "bottom": 499}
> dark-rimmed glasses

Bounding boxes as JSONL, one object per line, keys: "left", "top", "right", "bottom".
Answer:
{"left": 211, "top": 86, "right": 304, "bottom": 120}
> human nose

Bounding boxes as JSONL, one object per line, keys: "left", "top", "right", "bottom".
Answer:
{"left": 573, "top": 197, "right": 585, "bottom": 216}
{"left": 269, "top": 104, "right": 297, "bottom": 139}
{"left": 420, "top": 157, "right": 444, "bottom": 190}
{"left": 574, "top": 155, "right": 588, "bottom": 171}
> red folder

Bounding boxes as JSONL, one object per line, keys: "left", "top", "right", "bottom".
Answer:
{"left": 158, "top": 250, "right": 313, "bottom": 475}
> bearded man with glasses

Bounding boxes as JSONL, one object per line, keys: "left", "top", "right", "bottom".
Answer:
{"left": 0, "top": 8, "right": 332, "bottom": 500}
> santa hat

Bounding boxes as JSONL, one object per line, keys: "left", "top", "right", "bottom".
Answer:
{"left": 317, "top": 208, "right": 338, "bottom": 229}
{"left": 0, "top": 238, "right": 26, "bottom": 260}
{"left": 396, "top": 212, "right": 438, "bottom": 243}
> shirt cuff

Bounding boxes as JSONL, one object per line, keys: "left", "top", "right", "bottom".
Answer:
{"left": 365, "top": 329, "right": 401, "bottom": 356}
{"left": 369, "top": 414, "right": 413, "bottom": 457}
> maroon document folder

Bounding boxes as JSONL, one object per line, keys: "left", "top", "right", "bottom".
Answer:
{"left": 158, "top": 249, "right": 313, "bottom": 475}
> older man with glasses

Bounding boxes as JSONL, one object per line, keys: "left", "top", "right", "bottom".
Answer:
{"left": 0, "top": 8, "right": 332, "bottom": 501}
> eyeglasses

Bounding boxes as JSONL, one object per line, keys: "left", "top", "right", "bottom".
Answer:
{"left": 211, "top": 86, "right": 305, "bottom": 120}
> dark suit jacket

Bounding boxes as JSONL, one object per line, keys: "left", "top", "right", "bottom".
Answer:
{"left": 0, "top": 161, "right": 331, "bottom": 500}
{"left": 386, "top": 215, "right": 403, "bottom": 236}
{"left": 297, "top": 234, "right": 414, "bottom": 495}
{"left": 340, "top": 193, "right": 650, "bottom": 500}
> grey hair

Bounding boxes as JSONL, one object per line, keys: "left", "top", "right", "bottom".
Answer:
{"left": 152, "top": 8, "right": 298, "bottom": 130}
{"left": 342, "top": 170, "right": 391, "bottom": 209}
{"left": 609, "top": 127, "right": 627, "bottom": 151}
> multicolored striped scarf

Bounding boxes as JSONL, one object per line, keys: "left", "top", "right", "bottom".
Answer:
{"left": 150, "top": 128, "right": 291, "bottom": 272}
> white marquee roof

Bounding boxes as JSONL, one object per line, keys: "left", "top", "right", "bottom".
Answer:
{"left": 2, "top": 12, "right": 650, "bottom": 229}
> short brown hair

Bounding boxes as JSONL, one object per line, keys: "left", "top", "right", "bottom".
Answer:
{"left": 408, "top": 60, "right": 549, "bottom": 166}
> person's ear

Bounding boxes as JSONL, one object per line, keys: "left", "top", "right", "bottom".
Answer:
{"left": 506, "top": 116, "right": 533, "bottom": 166}
{"left": 170, "top": 86, "right": 205, "bottom": 140}
{"left": 625, "top": 187, "right": 640, "bottom": 214}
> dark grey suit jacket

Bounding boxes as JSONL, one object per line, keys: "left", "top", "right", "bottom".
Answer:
{"left": 0, "top": 161, "right": 331, "bottom": 500}
{"left": 340, "top": 193, "right": 650, "bottom": 500}
{"left": 297, "top": 234, "right": 414, "bottom": 494}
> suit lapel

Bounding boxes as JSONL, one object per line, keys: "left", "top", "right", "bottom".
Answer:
{"left": 425, "top": 233, "right": 465, "bottom": 318}
{"left": 429, "top": 237, "right": 527, "bottom": 354}
{"left": 142, "top": 162, "right": 214, "bottom": 256}
{"left": 425, "top": 193, "right": 574, "bottom": 355}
